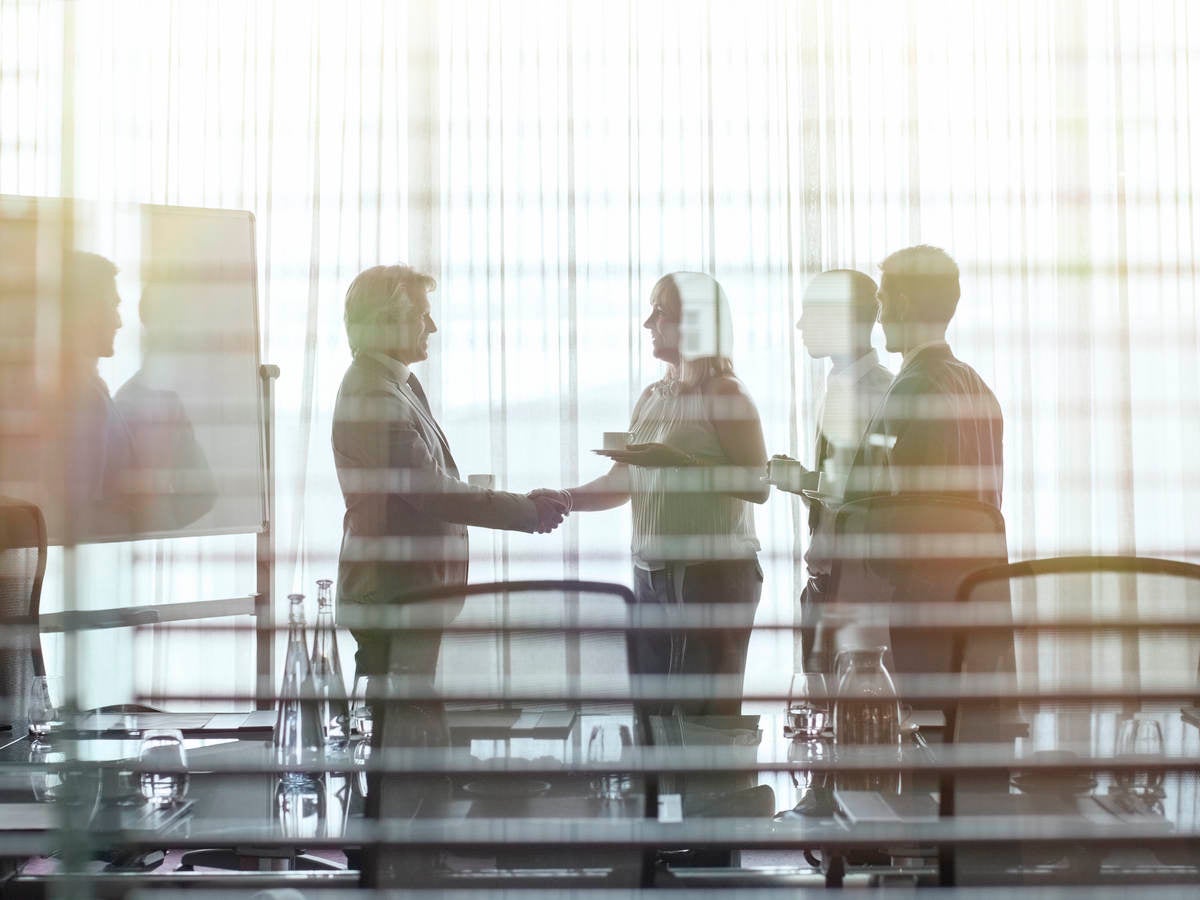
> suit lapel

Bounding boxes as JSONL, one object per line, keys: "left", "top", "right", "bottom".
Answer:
{"left": 357, "top": 356, "right": 459, "bottom": 477}
{"left": 396, "top": 377, "right": 459, "bottom": 476}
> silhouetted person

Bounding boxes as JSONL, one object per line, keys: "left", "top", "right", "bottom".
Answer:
{"left": 114, "top": 281, "right": 218, "bottom": 531}
{"left": 772, "top": 269, "right": 893, "bottom": 671}
{"left": 845, "top": 245, "right": 1003, "bottom": 507}
{"left": 538, "top": 272, "right": 769, "bottom": 716}
{"left": 42, "top": 252, "right": 137, "bottom": 540}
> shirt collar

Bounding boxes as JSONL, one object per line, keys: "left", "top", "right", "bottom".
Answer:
{"left": 828, "top": 349, "right": 882, "bottom": 388}
{"left": 365, "top": 351, "right": 412, "bottom": 386}
{"left": 901, "top": 339, "right": 950, "bottom": 370}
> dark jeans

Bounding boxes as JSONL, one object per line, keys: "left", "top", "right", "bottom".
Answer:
{"left": 632, "top": 558, "right": 763, "bottom": 717}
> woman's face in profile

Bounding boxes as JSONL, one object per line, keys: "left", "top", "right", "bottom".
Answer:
{"left": 643, "top": 281, "right": 681, "bottom": 362}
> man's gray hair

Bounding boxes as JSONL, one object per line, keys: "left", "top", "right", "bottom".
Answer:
{"left": 343, "top": 264, "right": 436, "bottom": 356}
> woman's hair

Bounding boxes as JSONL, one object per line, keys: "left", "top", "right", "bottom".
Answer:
{"left": 654, "top": 271, "right": 736, "bottom": 388}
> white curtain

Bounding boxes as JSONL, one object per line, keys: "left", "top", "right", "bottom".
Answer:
{"left": 1, "top": 0, "right": 1197, "bottom": 707}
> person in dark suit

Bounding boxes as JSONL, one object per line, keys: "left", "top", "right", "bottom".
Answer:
{"left": 331, "top": 264, "right": 569, "bottom": 683}
{"left": 844, "top": 245, "right": 1003, "bottom": 508}
{"left": 808, "top": 246, "right": 1005, "bottom": 675}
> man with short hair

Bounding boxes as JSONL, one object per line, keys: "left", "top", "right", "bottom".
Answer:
{"left": 772, "top": 269, "right": 894, "bottom": 671}
{"left": 845, "top": 245, "right": 1003, "bottom": 508}
{"left": 46, "top": 252, "right": 138, "bottom": 539}
{"left": 813, "top": 246, "right": 1006, "bottom": 681}
{"left": 331, "top": 264, "right": 568, "bottom": 681}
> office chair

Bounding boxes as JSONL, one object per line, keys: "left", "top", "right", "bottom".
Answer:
{"left": 825, "top": 493, "right": 1010, "bottom": 678}
{"left": 939, "top": 555, "right": 1200, "bottom": 886}
{"left": 0, "top": 496, "right": 47, "bottom": 729}
{"left": 355, "top": 579, "right": 648, "bottom": 890}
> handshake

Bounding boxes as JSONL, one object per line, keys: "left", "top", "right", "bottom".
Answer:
{"left": 526, "top": 488, "right": 573, "bottom": 534}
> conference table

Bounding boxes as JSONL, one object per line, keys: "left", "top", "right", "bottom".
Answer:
{"left": 0, "top": 704, "right": 648, "bottom": 893}
{"left": 2, "top": 701, "right": 1199, "bottom": 893}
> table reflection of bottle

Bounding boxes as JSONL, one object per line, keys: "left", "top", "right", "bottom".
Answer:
{"left": 29, "top": 743, "right": 66, "bottom": 802}
{"left": 833, "top": 647, "right": 901, "bottom": 793}
{"left": 275, "top": 775, "right": 326, "bottom": 840}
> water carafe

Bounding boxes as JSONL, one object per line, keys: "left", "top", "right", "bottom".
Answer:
{"left": 310, "top": 579, "right": 350, "bottom": 749}
{"left": 273, "top": 593, "right": 323, "bottom": 780}
{"left": 832, "top": 646, "right": 901, "bottom": 792}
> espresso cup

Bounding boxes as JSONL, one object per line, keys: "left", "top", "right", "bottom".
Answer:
{"left": 767, "top": 456, "right": 806, "bottom": 488}
{"left": 603, "top": 432, "right": 632, "bottom": 451}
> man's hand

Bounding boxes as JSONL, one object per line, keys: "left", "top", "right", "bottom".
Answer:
{"left": 766, "top": 453, "right": 816, "bottom": 495}
{"left": 528, "top": 489, "right": 571, "bottom": 533}
{"left": 593, "top": 442, "right": 698, "bottom": 468}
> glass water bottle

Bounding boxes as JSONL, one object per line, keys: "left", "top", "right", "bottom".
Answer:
{"left": 309, "top": 579, "right": 350, "bottom": 749}
{"left": 832, "top": 646, "right": 901, "bottom": 792}
{"left": 273, "top": 593, "right": 323, "bottom": 781}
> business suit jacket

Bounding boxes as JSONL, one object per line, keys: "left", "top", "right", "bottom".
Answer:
{"left": 831, "top": 344, "right": 1006, "bottom": 686}
{"left": 331, "top": 354, "right": 539, "bottom": 675}
{"left": 844, "top": 343, "right": 1003, "bottom": 508}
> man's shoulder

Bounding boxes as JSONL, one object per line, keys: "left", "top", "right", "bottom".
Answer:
{"left": 863, "top": 363, "right": 895, "bottom": 395}
{"left": 333, "top": 358, "right": 416, "bottom": 422}
{"left": 337, "top": 356, "right": 401, "bottom": 396}
{"left": 902, "top": 349, "right": 994, "bottom": 394}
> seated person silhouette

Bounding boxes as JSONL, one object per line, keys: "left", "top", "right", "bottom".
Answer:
{"left": 113, "top": 281, "right": 217, "bottom": 531}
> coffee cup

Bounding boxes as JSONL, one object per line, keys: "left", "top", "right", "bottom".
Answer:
{"left": 767, "top": 456, "right": 808, "bottom": 491}
{"left": 602, "top": 431, "right": 632, "bottom": 451}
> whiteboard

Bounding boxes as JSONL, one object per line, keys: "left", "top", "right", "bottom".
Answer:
{"left": 0, "top": 196, "right": 267, "bottom": 544}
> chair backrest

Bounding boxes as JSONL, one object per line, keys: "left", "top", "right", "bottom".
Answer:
{"left": 827, "top": 493, "right": 1009, "bottom": 677}
{"left": 0, "top": 495, "right": 47, "bottom": 726}
{"left": 359, "top": 580, "right": 643, "bottom": 889}
{"left": 955, "top": 556, "right": 1200, "bottom": 715}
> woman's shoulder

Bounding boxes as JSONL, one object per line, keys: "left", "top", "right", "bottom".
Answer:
{"left": 700, "top": 372, "right": 753, "bottom": 399}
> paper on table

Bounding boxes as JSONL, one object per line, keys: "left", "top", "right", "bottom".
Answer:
{"left": 0, "top": 803, "right": 58, "bottom": 831}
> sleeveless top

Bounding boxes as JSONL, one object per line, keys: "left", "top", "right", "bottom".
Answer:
{"left": 628, "top": 376, "right": 760, "bottom": 567}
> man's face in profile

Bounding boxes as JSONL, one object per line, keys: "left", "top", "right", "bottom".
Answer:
{"left": 66, "top": 275, "right": 122, "bottom": 362}
{"left": 390, "top": 289, "right": 438, "bottom": 364}
{"left": 797, "top": 273, "right": 864, "bottom": 358}
{"left": 797, "top": 301, "right": 856, "bottom": 359}
{"left": 876, "top": 277, "right": 905, "bottom": 353}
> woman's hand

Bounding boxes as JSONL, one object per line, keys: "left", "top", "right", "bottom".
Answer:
{"left": 593, "top": 442, "right": 698, "bottom": 468}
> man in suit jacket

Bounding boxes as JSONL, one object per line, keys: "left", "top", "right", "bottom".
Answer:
{"left": 844, "top": 245, "right": 1003, "bottom": 508}
{"left": 332, "top": 264, "right": 568, "bottom": 681}
{"left": 810, "top": 246, "right": 1005, "bottom": 676}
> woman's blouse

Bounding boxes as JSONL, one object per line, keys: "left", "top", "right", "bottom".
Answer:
{"left": 628, "top": 375, "right": 760, "bottom": 567}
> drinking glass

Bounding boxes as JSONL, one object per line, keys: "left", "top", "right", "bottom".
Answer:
{"left": 587, "top": 723, "right": 633, "bottom": 800}
{"left": 1115, "top": 713, "right": 1165, "bottom": 795}
{"left": 352, "top": 738, "right": 372, "bottom": 799}
{"left": 349, "top": 674, "right": 373, "bottom": 740}
{"left": 137, "top": 729, "right": 189, "bottom": 807}
{"left": 784, "top": 672, "right": 830, "bottom": 740}
{"left": 27, "top": 676, "right": 64, "bottom": 742}
{"left": 275, "top": 775, "right": 327, "bottom": 840}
